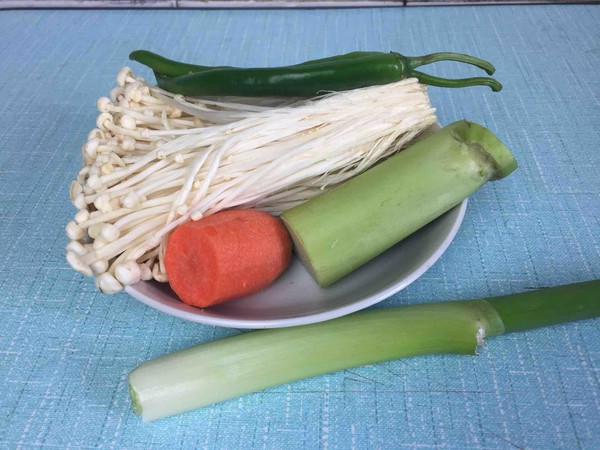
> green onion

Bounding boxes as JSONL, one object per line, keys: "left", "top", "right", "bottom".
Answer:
{"left": 129, "top": 280, "right": 599, "bottom": 422}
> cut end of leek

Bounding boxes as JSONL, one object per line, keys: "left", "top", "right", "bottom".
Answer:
{"left": 450, "top": 120, "right": 518, "bottom": 180}
{"left": 129, "top": 382, "right": 142, "bottom": 416}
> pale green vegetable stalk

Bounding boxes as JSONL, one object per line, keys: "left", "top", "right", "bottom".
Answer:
{"left": 281, "top": 120, "right": 518, "bottom": 287}
{"left": 129, "top": 281, "right": 599, "bottom": 422}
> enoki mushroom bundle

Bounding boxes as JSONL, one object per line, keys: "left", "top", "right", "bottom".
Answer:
{"left": 66, "top": 67, "right": 436, "bottom": 293}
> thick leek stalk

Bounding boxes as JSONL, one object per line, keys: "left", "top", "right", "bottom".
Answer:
{"left": 281, "top": 120, "right": 518, "bottom": 287}
{"left": 129, "top": 281, "right": 599, "bottom": 422}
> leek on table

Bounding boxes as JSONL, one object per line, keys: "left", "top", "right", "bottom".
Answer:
{"left": 129, "top": 281, "right": 599, "bottom": 422}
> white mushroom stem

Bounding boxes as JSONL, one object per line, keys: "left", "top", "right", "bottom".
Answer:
{"left": 114, "top": 205, "right": 170, "bottom": 230}
{"left": 139, "top": 248, "right": 159, "bottom": 263}
{"left": 86, "top": 214, "right": 168, "bottom": 263}
{"left": 136, "top": 172, "right": 187, "bottom": 199}
{"left": 167, "top": 145, "right": 215, "bottom": 223}
{"left": 80, "top": 207, "right": 133, "bottom": 228}
{"left": 158, "top": 238, "right": 168, "bottom": 274}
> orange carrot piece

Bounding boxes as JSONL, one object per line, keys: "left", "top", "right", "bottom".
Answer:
{"left": 164, "top": 209, "right": 292, "bottom": 308}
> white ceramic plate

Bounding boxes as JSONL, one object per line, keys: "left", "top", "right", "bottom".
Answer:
{"left": 125, "top": 198, "right": 467, "bottom": 329}
{"left": 125, "top": 121, "right": 468, "bottom": 328}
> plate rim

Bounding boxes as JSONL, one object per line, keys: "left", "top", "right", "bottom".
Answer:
{"left": 125, "top": 199, "right": 468, "bottom": 329}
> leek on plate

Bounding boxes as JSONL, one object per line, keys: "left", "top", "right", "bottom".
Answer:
{"left": 281, "top": 120, "right": 517, "bottom": 287}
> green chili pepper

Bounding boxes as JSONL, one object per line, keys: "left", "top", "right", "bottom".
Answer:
{"left": 129, "top": 50, "right": 502, "bottom": 97}
{"left": 129, "top": 50, "right": 381, "bottom": 78}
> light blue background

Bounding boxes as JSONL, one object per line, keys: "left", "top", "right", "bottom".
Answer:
{"left": 0, "top": 5, "right": 599, "bottom": 449}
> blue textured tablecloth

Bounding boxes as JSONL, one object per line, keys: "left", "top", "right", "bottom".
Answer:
{"left": 1, "top": 5, "right": 599, "bottom": 449}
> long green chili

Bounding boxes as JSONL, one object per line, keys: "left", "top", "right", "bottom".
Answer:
{"left": 129, "top": 49, "right": 380, "bottom": 78}
{"left": 129, "top": 50, "right": 502, "bottom": 97}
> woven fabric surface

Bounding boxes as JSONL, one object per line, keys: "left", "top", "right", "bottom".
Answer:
{"left": 0, "top": 5, "right": 599, "bottom": 449}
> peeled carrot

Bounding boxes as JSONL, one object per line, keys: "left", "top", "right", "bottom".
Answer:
{"left": 164, "top": 209, "right": 292, "bottom": 308}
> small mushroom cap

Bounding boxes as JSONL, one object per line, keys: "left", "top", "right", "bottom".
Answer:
{"left": 95, "top": 272, "right": 123, "bottom": 294}
{"left": 96, "top": 112, "right": 114, "bottom": 131}
{"left": 66, "top": 221, "right": 85, "bottom": 241}
{"left": 85, "top": 138, "right": 99, "bottom": 159}
{"left": 100, "top": 223, "right": 120, "bottom": 242}
{"left": 139, "top": 263, "right": 153, "bottom": 281}
{"left": 97, "top": 97, "right": 111, "bottom": 113}
{"left": 117, "top": 67, "right": 134, "bottom": 87}
{"left": 90, "top": 259, "right": 109, "bottom": 275}
{"left": 73, "top": 193, "right": 87, "bottom": 210}
{"left": 115, "top": 261, "right": 143, "bottom": 285}
{"left": 121, "top": 136, "right": 136, "bottom": 151}
{"left": 122, "top": 191, "right": 141, "bottom": 209}
{"left": 109, "top": 87, "right": 124, "bottom": 103}
{"left": 74, "top": 209, "right": 90, "bottom": 224}
{"left": 120, "top": 115, "right": 136, "bottom": 130}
